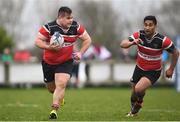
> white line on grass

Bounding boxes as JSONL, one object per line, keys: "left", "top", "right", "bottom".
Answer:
{"left": 144, "top": 108, "right": 180, "bottom": 113}
{"left": 0, "top": 103, "right": 39, "bottom": 108}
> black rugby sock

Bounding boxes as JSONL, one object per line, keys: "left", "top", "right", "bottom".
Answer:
{"left": 136, "top": 92, "right": 145, "bottom": 104}
{"left": 131, "top": 92, "right": 137, "bottom": 107}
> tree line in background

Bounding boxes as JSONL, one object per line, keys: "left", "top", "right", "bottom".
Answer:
{"left": 0, "top": 27, "right": 13, "bottom": 53}
{"left": 75, "top": 1, "right": 123, "bottom": 58}
{"left": 158, "top": 1, "right": 180, "bottom": 37}
{"left": 0, "top": 0, "right": 180, "bottom": 59}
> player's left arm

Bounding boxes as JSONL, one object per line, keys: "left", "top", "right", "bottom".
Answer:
{"left": 163, "top": 37, "right": 179, "bottom": 78}
{"left": 73, "top": 30, "right": 92, "bottom": 62}
{"left": 79, "top": 31, "right": 92, "bottom": 55}
{"left": 166, "top": 47, "right": 179, "bottom": 78}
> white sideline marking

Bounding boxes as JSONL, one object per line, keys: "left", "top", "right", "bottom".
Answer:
{"left": 0, "top": 103, "right": 39, "bottom": 108}
{"left": 144, "top": 109, "right": 180, "bottom": 113}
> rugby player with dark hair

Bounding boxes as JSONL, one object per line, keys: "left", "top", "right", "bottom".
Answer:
{"left": 120, "top": 15, "right": 179, "bottom": 117}
{"left": 35, "top": 6, "right": 92, "bottom": 119}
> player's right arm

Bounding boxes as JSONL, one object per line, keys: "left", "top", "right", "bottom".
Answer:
{"left": 35, "top": 34, "right": 60, "bottom": 51}
{"left": 35, "top": 33, "right": 49, "bottom": 49}
{"left": 35, "top": 26, "right": 60, "bottom": 51}
{"left": 120, "top": 32, "right": 140, "bottom": 48}
{"left": 120, "top": 39, "right": 136, "bottom": 48}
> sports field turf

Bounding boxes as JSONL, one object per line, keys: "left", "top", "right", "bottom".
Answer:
{"left": 0, "top": 87, "right": 180, "bottom": 121}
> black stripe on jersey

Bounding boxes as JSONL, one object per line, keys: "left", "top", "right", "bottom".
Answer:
{"left": 44, "top": 20, "right": 79, "bottom": 36}
{"left": 44, "top": 24, "right": 50, "bottom": 32}
{"left": 166, "top": 44, "right": 175, "bottom": 53}
{"left": 139, "top": 30, "right": 165, "bottom": 49}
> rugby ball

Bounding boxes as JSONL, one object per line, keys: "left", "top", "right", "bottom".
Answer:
{"left": 50, "top": 32, "right": 64, "bottom": 47}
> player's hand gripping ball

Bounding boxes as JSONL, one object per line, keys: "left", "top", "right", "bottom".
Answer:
{"left": 50, "top": 32, "right": 64, "bottom": 47}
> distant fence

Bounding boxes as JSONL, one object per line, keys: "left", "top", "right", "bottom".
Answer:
{"left": 0, "top": 61, "right": 175, "bottom": 86}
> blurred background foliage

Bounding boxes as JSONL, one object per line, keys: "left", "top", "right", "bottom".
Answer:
{"left": 0, "top": 0, "right": 180, "bottom": 59}
{"left": 0, "top": 27, "right": 14, "bottom": 53}
{"left": 75, "top": 1, "right": 122, "bottom": 58}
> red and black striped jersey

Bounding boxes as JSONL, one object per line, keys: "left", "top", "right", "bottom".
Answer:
{"left": 38, "top": 20, "right": 85, "bottom": 65}
{"left": 129, "top": 30, "right": 175, "bottom": 71}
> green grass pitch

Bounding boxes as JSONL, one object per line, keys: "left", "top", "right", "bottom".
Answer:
{"left": 0, "top": 87, "right": 180, "bottom": 121}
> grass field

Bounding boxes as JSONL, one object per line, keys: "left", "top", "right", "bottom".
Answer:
{"left": 0, "top": 87, "right": 180, "bottom": 121}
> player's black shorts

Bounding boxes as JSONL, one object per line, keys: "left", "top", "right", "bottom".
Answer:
{"left": 130, "top": 65, "right": 161, "bottom": 85}
{"left": 41, "top": 59, "right": 74, "bottom": 83}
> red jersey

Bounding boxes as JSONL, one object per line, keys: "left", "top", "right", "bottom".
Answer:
{"left": 38, "top": 20, "right": 85, "bottom": 65}
{"left": 129, "top": 30, "right": 175, "bottom": 71}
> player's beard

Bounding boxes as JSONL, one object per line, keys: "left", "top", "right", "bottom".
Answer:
{"left": 145, "top": 31, "right": 154, "bottom": 39}
{"left": 62, "top": 23, "right": 72, "bottom": 30}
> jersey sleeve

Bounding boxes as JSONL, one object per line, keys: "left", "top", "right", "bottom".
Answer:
{"left": 163, "top": 37, "right": 175, "bottom": 53}
{"left": 77, "top": 24, "right": 85, "bottom": 36}
{"left": 38, "top": 24, "right": 50, "bottom": 39}
{"left": 128, "top": 32, "right": 140, "bottom": 41}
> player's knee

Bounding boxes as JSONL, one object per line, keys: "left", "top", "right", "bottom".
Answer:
{"left": 135, "top": 86, "right": 143, "bottom": 93}
{"left": 58, "top": 83, "right": 66, "bottom": 89}
{"left": 56, "top": 81, "right": 67, "bottom": 89}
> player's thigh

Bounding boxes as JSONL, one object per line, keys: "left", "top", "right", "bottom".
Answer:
{"left": 135, "top": 77, "right": 152, "bottom": 93}
{"left": 54, "top": 59, "right": 73, "bottom": 87}
{"left": 55, "top": 73, "right": 71, "bottom": 87}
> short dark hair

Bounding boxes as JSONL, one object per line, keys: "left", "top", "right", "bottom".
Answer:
{"left": 58, "top": 6, "right": 72, "bottom": 17}
{"left": 144, "top": 15, "right": 157, "bottom": 25}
